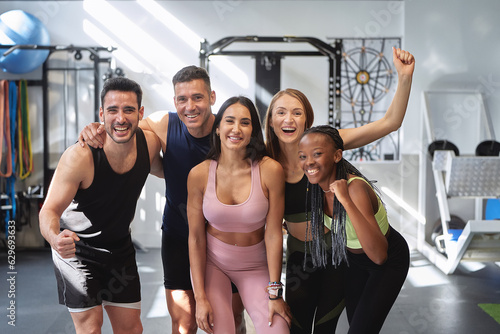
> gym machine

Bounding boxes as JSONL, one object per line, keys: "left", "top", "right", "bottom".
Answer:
{"left": 420, "top": 90, "right": 500, "bottom": 274}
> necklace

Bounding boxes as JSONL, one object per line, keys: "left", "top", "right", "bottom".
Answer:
{"left": 322, "top": 188, "right": 331, "bottom": 193}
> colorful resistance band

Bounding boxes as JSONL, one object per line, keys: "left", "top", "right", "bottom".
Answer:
{"left": 17, "top": 80, "right": 33, "bottom": 180}
{"left": 8, "top": 81, "right": 17, "bottom": 171}
{"left": 0, "top": 80, "right": 12, "bottom": 177}
{"left": 6, "top": 80, "right": 18, "bottom": 222}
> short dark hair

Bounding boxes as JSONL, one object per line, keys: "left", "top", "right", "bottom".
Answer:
{"left": 101, "top": 77, "right": 142, "bottom": 107}
{"left": 207, "top": 96, "right": 268, "bottom": 162}
{"left": 172, "top": 65, "right": 212, "bottom": 94}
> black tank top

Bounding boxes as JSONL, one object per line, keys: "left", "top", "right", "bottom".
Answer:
{"left": 60, "top": 128, "right": 150, "bottom": 248}
{"left": 284, "top": 174, "right": 311, "bottom": 223}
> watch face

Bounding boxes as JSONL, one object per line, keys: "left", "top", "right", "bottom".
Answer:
{"left": 267, "top": 284, "right": 283, "bottom": 299}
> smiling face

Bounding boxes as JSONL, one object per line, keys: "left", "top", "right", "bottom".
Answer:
{"left": 216, "top": 102, "right": 253, "bottom": 153}
{"left": 269, "top": 94, "right": 307, "bottom": 145}
{"left": 174, "top": 78, "right": 215, "bottom": 136}
{"left": 99, "top": 90, "right": 143, "bottom": 144}
{"left": 298, "top": 132, "right": 343, "bottom": 187}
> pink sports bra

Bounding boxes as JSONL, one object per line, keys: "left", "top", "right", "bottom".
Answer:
{"left": 203, "top": 159, "right": 269, "bottom": 233}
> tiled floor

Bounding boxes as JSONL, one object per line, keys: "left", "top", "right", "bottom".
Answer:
{"left": 2, "top": 247, "right": 500, "bottom": 333}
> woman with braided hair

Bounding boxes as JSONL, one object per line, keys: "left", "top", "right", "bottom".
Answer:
{"left": 298, "top": 125, "right": 410, "bottom": 334}
{"left": 264, "top": 47, "right": 415, "bottom": 333}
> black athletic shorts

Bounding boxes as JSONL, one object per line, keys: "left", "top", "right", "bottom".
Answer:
{"left": 162, "top": 230, "right": 238, "bottom": 293}
{"left": 52, "top": 236, "right": 141, "bottom": 309}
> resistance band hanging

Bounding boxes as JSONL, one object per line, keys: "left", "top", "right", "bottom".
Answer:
{"left": 6, "top": 81, "right": 18, "bottom": 223}
{"left": 8, "top": 81, "right": 17, "bottom": 172}
{"left": 0, "top": 80, "right": 16, "bottom": 234}
{"left": 0, "top": 79, "right": 33, "bottom": 233}
{"left": 17, "top": 80, "right": 33, "bottom": 180}
{"left": 0, "top": 80, "right": 12, "bottom": 177}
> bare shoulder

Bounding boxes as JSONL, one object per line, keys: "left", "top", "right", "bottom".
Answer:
{"left": 61, "top": 143, "right": 93, "bottom": 167}
{"left": 140, "top": 110, "right": 170, "bottom": 149}
{"left": 259, "top": 156, "right": 284, "bottom": 175}
{"left": 259, "top": 156, "right": 284, "bottom": 191}
{"left": 143, "top": 129, "right": 161, "bottom": 151}
{"left": 55, "top": 143, "right": 94, "bottom": 184}
{"left": 347, "top": 175, "right": 374, "bottom": 197}
{"left": 141, "top": 110, "right": 169, "bottom": 130}
{"left": 188, "top": 160, "right": 211, "bottom": 184}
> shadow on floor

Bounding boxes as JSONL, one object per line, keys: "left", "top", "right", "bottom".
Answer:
{"left": 2, "top": 248, "right": 500, "bottom": 333}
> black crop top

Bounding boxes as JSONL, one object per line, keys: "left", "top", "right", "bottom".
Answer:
{"left": 284, "top": 174, "right": 311, "bottom": 223}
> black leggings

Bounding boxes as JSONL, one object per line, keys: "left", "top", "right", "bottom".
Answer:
{"left": 345, "top": 226, "right": 410, "bottom": 334}
{"left": 285, "top": 233, "right": 346, "bottom": 334}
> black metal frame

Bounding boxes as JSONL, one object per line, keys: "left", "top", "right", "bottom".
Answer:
{"left": 200, "top": 36, "right": 342, "bottom": 126}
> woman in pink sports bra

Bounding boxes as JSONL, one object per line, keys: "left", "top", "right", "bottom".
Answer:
{"left": 188, "top": 96, "right": 291, "bottom": 333}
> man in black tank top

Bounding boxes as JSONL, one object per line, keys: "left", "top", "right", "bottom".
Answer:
{"left": 39, "top": 78, "right": 162, "bottom": 334}
{"left": 78, "top": 66, "right": 247, "bottom": 334}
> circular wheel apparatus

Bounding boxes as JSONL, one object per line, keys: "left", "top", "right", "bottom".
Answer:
{"left": 356, "top": 70, "right": 370, "bottom": 85}
{"left": 341, "top": 46, "right": 393, "bottom": 114}
{"left": 338, "top": 40, "right": 399, "bottom": 161}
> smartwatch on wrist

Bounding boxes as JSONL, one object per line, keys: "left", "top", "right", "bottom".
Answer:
{"left": 268, "top": 287, "right": 283, "bottom": 300}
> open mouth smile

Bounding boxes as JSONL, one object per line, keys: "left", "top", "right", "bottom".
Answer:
{"left": 282, "top": 127, "right": 296, "bottom": 134}
{"left": 113, "top": 125, "right": 130, "bottom": 135}
{"left": 306, "top": 168, "right": 319, "bottom": 176}
{"left": 186, "top": 113, "right": 199, "bottom": 119}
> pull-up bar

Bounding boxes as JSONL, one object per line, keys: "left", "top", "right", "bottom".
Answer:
{"left": 200, "top": 35, "right": 342, "bottom": 127}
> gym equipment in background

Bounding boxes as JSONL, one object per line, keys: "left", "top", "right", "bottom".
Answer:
{"left": 200, "top": 36, "right": 401, "bottom": 161}
{"left": 337, "top": 38, "right": 401, "bottom": 162}
{"left": 428, "top": 140, "right": 460, "bottom": 159}
{"left": 0, "top": 41, "right": 117, "bottom": 204}
{"left": 476, "top": 140, "right": 500, "bottom": 157}
{"left": 200, "top": 36, "right": 342, "bottom": 125}
{"left": 485, "top": 199, "right": 500, "bottom": 220}
{"left": 0, "top": 10, "right": 50, "bottom": 74}
{"left": 420, "top": 90, "right": 500, "bottom": 274}
{"left": 431, "top": 215, "right": 466, "bottom": 256}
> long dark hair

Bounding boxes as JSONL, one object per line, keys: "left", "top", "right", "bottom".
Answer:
{"left": 206, "top": 96, "right": 268, "bottom": 162}
{"left": 303, "top": 125, "right": 378, "bottom": 268}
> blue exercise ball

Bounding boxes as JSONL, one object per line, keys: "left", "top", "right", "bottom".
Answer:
{"left": 0, "top": 10, "right": 51, "bottom": 74}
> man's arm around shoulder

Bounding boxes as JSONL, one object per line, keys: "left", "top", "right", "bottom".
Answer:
{"left": 140, "top": 110, "right": 170, "bottom": 153}
{"left": 143, "top": 129, "right": 163, "bottom": 178}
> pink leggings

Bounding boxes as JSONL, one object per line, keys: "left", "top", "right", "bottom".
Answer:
{"left": 205, "top": 233, "right": 289, "bottom": 333}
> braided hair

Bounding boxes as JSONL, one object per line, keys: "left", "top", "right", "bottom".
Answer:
{"left": 302, "top": 125, "right": 379, "bottom": 268}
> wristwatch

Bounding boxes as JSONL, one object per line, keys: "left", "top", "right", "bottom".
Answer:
{"left": 268, "top": 287, "right": 283, "bottom": 300}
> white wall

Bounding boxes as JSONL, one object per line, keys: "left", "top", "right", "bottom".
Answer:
{"left": 0, "top": 1, "right": 405, "bottom": 248}
{"left": 1, "top": 1, "right": 497, "bottom": 248}
{"left": 404, "top": 0, "right": 500, "bottom": 243}
{"left": 404, "top": 0, "right": 500, "bottom": 150}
